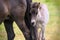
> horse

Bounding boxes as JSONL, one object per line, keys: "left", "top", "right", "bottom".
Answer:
{"left": 0, "top": 0, "right": 32, "bottom": 40}
{"left": 30, "top": 2, "right": 49, "bottom": 40}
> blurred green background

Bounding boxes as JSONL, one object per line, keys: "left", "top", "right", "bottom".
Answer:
{"left": 0, "top": 0, "right": 60, "bottom": 40}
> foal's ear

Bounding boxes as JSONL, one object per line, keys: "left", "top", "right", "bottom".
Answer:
{"left": 36, "top": 2, "right": 40, "bottom": 8}
{"left": 30, "top": 2, "right": 40, "bottom": 8}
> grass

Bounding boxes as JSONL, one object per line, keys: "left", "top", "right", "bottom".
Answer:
{"left": 0, "top": 0, "right": 60, "bottom": 40}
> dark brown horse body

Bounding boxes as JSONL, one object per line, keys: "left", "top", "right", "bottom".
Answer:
{"left": 0, "top": 0, "right": 32, "bottom": 40}
{"left": 0, "top": 0, "right": 27, "bottom": 24}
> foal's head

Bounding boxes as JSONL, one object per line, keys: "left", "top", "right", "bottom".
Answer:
{"left": 30, "top": 2, "right": 40, "bottom": 26}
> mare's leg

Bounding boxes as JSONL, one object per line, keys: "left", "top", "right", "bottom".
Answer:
{"left": 12, "top": 15, "right": 30, "bottom": 40}
{"left": 10, "top": 4, "right": 30, "bottom": 40}
{"left": 4, "top": 17, "right": 15, "bottom": 40}
{"left": 14, "top": 18, "right": 30, "bottom": 40}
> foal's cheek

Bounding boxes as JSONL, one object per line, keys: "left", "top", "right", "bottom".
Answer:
{"left": 36, "top": 14, "right": 41, "bottom": 20}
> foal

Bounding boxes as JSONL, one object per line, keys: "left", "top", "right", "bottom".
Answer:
{"left": 30, "top": 2, "right": 49, "bottom": 40}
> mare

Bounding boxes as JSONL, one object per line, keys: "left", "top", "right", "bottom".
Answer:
{"left": 0, "top": 0, "right": 32, "bottom": 40}
{"left": 30, "top": 2, "right": 49, "bottom": 40}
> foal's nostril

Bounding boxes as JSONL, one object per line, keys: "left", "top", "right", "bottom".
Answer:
{"left": 32, "top": 22, "right": 34, "bottom": 25}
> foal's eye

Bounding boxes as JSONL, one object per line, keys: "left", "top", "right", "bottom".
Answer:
{"left": 36, "top": 12, "right": 37, "bottom": 15}
{"left": 31, "top": 11, "right": 35, "bottom": 14}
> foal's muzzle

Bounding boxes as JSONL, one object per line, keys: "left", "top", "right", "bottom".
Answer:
{"left": 31, "top": 20, "right": 36, "bottom": 26}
